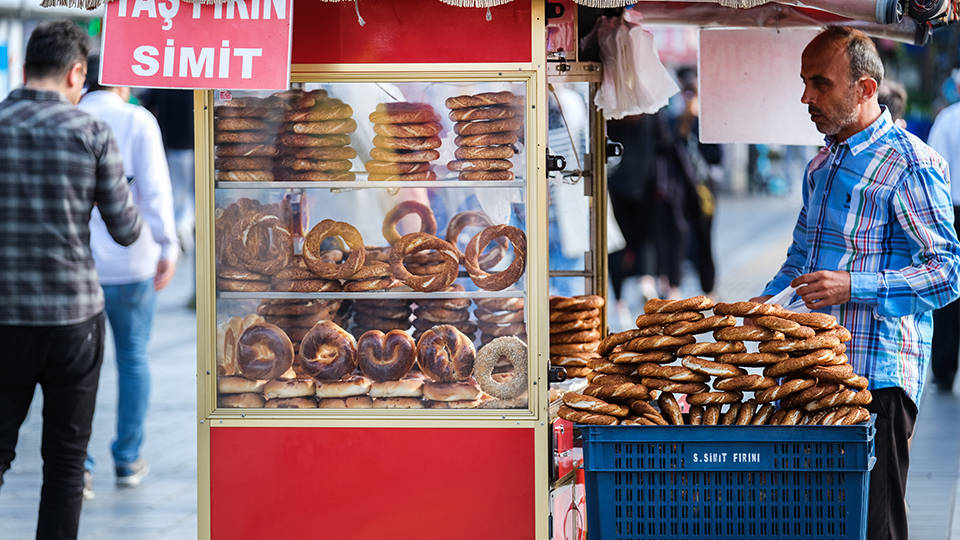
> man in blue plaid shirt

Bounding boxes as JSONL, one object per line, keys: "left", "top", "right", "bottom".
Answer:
{"left": 755, "top": 27, "right": 960, "bottom": 540}
{"left": 0, "top": 21, "right": 142, "bottom": 540}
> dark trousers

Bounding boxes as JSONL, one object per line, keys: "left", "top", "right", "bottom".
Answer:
{"left": 932, "top": 206, "right": 960, "bottom": 387}
{"left": 865, "top": 387, "right": 917, "bottom": 540}
{"left": 0, "top": 313, "right": 105, "bottom": 540}
{"left": 689, "top": 211, "right": 716, "bottom": 294}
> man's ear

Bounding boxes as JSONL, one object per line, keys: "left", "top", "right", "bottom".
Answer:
{"left": 67, "top": 62, "right": 84, "bottom": 89}
{"left": 858, "top": 77, "right": 879, "bottom": 104}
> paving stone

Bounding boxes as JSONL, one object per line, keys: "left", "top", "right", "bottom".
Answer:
{"left": 907, "top": 383, "right": 960, "bottom": 538}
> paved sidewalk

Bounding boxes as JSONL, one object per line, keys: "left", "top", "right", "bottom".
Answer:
{"left": 0, "top": 254, "right": 198, "bottom": 540}
{"left": 908, "top": 384, "right": 960, "bottom": 540}
{"left": 1, "top": 192, "right": 958, "bottom": 539}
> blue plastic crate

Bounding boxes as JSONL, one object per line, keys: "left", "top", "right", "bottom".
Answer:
{"left": 580, "top": 418, "right": 876, "bottom": 540}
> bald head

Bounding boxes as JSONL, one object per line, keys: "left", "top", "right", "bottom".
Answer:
{"left": 807, "top": 26, "right": 884, "bottom": 88}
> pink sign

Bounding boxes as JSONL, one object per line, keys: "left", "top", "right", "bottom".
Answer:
{"left": 100, "top": 0, "right": 292, "bottom": 90}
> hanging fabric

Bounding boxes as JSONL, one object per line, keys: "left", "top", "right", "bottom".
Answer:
{"left": 632, "top": 0, "right": 902, "bottom": 25}
{"left": 629, "top": 2, "right": 928, "bottom": 45}
{"left": 908, "top": 0, "right": 952, "bottom": 21}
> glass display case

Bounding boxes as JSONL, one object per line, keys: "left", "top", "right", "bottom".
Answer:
{"left": 201, "top": 77, "right": 542, "bottom": 413}
{"left": 195, "top": 4, "right": 547, "bottom": 539}
{"left": 545, "top": 62, "right": 608, "bottom": 318}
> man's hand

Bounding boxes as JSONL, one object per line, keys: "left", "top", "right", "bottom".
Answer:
{"left": 154, "top": 259, "right": 176, "bottom": 291}
{"left": 791, "top": 271, "right": 850, "bottom": 309}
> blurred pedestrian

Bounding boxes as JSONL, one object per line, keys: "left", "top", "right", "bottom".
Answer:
{"left": 78, "top": 54, "right": 178, "bottom": 497}
{"left": 925, "top": 70, "right": 960, "bottom": 393}
{"left": 674, "top": 69, "right": 721, "bottom": 296}
{"left": 142, "top": 89, "right": 194, "bottom": 252}
{"left": 607, "top": 103, "right": 707, "bottom": 315}
{"left": 647, "top": 109, "right": 691, "bottom": 300}
{"left": 878, "top": 79, "right": 908, "bottom": 129}
{"left": 752, "top": 27, "right": 960, "bottom": 540}
{"left": 606, "top": 113, "right": 665, "bottom": 315}
{"left": 0, "top": 21, "right": 141, "bottom": 540}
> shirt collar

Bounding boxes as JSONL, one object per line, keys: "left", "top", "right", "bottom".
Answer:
{"left": 9, "top": 87, "right": 71, "bottom": 104}
{"left": 80, "top": 90, "right": 124, "bottom": 106}
{"left": 824, "top": 106, "right": 894, "bottom": 156}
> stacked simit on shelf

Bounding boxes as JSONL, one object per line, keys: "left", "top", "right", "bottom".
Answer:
{"left": 212, "top": 82, "right": 533, "bottom": 411}
{"left": 278, "top": 90, "right": 358, "bottom": 181}
{"left": 366, "top": 102, "right": 442, "bottom": 181}
{"left": 213, "top": 90, "right": 361, "bottom": 182}
{"left": 446, "top": 91, "right": 524, "bottom": 182}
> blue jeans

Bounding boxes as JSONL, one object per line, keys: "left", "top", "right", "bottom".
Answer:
{"left": 166, "top": 148, "right": 195, "bottom": 237}
{"left": 85, "top": 279, "right": 157, "bottom": 471}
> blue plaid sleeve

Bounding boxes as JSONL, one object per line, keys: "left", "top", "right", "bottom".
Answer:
{"left": 854, "top": 165, "right": 960, "bottom": 316}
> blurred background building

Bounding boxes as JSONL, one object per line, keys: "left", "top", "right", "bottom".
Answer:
{"left": 0, "top": 2, "right": 101, "bottom": 97}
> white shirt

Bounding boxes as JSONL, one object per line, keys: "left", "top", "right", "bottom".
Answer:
{"left": 80, "top": 90, "right": 179, "bottom": 284}
{"left": 926, "top": 100, "right": 960, "bottom": 205}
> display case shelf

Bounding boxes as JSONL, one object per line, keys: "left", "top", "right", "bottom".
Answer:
{"left": 215, "top": 181, "right": 525, "bottom": 190}
{"left": 217, "top": 290, "right": 525, "bottom": 300}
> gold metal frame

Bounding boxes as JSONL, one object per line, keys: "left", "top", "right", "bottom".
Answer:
{"left": 545, "top": 61, "right": 601, "bottom": 81}
{"left": 194, "top": 89, "right": 214, "bottom": 539}
{"left": 589, "top": 79, "right": 609, "bottom": 330}
{"left": 197, "top": 4, "right": 548, "bottom": 537}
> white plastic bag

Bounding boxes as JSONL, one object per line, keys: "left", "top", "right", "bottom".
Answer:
{"left": 594, "top": 16, "right": 621, "bottom": 115}
{"left": 606, "top": 197, "right": 627, "bottom": 253}
{"left": 595, "top": 16, "right": 680, "bottom": 120}
{"left": 765, "top": 285, "right": 811, "bottom": 313}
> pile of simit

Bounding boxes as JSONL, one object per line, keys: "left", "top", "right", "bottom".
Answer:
{"left": 559, "top": 296, "right": 871, "bottom": 426}
{"left": 549, "top": 295, "right": 604, "bottom": 378}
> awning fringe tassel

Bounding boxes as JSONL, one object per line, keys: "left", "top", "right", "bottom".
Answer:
{"left": 717, "top": 0, "right": 773, "bottom": 8}
{"left": 568, "top": 0, "right": 634, "bottom": 8}
{"left": 40, "top": 0, "right": 533, "bottom": 11}
{"left": 41, "top": 0, "right": 105, "bottom": 9}
{"left": 437, "top": 0, "right": 514, "bottom": 8}
{"left": 354, "top": 0, "right": 366, "bottom": 26}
